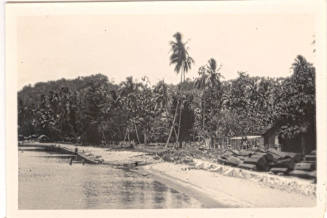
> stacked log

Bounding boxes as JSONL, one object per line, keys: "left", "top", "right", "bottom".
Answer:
{"left": 218, "top": 150, "right": 243, "bottom": 166}
{"left": 223, "top": 155, "right": 243, "bottom": 166}
{"left": 212, "top": 147, "right": 315, "bottom": 180}
{"left": 238, "top": 150, "right": 254, "bottom": 157}
{"left": 242, "top": 153, "right": 269, "bottom": 171}
{"left": 270, "top": 167, "right": 289, "bottom": 174}
{"left": 289, "top": 150, "right": 316, "bottom": 180}
{"left": 218, "top": 148, "right": 304, "bottom": 175}
{"left": 304, "top": 154, "right": 316, "bottom": 162}
{"left": 282, "top": 152, "right": 303, "bottom": 162}
{"left": 269, "top": 157, "right": 295, "bottom": 172}
{"left": 267, "top": 149, "right": 303, "bottom": 175}
{"left": 238, "top": 163, "right": 257, "bottom": 170}
{"left": 219, "top": 149, "right": 272, "bottom": 171}
{"left": 289, "top": 170, "right": 316, "bottom": 179}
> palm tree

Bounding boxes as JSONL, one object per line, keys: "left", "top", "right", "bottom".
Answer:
{"left": 291, "top": 55, "right": 312, "bottom": 76}
{"left": 194, "top": 58, "right": 222, "bottom": 148}
{"left": 166, "top": 32, "right": 194, "bottom": 148}
{"left": 120, "top": 76, "right": 140, "bottom": 97}
{"left": 195, "top": 58, "right": 222, "bottom": 89}
{"left": 169, "top": 32, "right": 194, "bottom": 84}
{"left": 153, "top": 80, "right": 169, "bottom": 112}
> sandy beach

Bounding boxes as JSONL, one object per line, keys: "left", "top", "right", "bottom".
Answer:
{"left": 144, "top": 162, "right": 316, "bottom": 207}
{"left": 24, "top": 142, "right": 316, "bottom": 208}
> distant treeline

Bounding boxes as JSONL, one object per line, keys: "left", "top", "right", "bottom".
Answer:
{"left": 18, "top": 55, "right": 315, "bottom": 149}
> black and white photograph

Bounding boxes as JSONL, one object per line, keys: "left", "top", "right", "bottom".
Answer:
{"left": 4, "top": 1, "right": 327, "bottom": 217}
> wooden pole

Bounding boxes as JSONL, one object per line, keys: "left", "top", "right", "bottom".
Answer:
{"left": 165, "top": 106, "right": 178, "bottom": 139}
{"left": 165, "top": 100, "right": 180, "bottom": 148}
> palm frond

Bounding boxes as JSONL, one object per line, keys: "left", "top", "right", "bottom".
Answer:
{"left": 169, "top": 32, "right": 194, "bottom": 78}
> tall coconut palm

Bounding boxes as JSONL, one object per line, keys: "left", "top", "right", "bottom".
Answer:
{"left": 195, "top": 58, "right": 222, "bottom": 90}
{"left": 207, "top": 58, "right": 222, "bottom": 88}
{"left": 169, "top": 32, "right": 194, "bottom": 84}
{"left": 166, "top": 32, "right": 194, "bottom": 148}
{"left": 194, "top": 58, "right": 222, "bottom": 148}
{"left": 291, "top": 55, "right": 312, "bottom": 76}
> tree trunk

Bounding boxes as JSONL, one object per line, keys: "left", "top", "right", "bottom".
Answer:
{"left": 204, "top": 137, "right": 210, "bottom": 148}
{"left": 301, "top": 133, "right": 306, "bottom": 155}
{"left": 179, "top": 140, "right": 182, "bottom": 149}
{"left": 134, "top": 123, "right": 141, "bottom": 144}
{"left": 202, "top": 95, "right": 206, "bottom": 130}
{"left": 165, "top": 100, "right": 179, "bottom": 148}
{"left": 210, "top": 134, "right": 215, "bottom": 149}
{"left": 144, "top": 132, "right": 148, "bottom": 145}
{"left": 101, "top": 128, "right": 107, "bottom": 145}
{"left": 123, "top": 129, "right": 128, "bottom": 142}
{"left": 177, "top": 100, "right": 183, "bottom": 148}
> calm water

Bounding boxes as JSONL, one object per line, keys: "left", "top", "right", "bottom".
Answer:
{"left": 19, "top": 148, "right": 203, "bottom": 209}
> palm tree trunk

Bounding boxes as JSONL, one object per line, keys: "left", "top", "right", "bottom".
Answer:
{"left": 176, "top": 70, "right": 184, "bottom": 149}
{"left": 177, "top": 101, "right": 183, "bottom": 149}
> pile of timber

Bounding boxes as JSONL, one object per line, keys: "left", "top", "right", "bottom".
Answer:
{"left": 218, "top": 149, "right": 274, "bottom": 171}
{"left": 267, "top": 149, "right": 302, "bottom": 175}
{"left": 289, "top": 150, "right": 316, "bottom": 180}
{"left": 216, "top": 148, "right": 314, "bottom": 179}
{"left": 238, "top": 150, "right": 273, "bottom": 171}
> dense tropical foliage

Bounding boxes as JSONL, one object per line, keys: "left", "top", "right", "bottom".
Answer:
{"left": 18, "top": 32, "right": 316, "bottom": 152}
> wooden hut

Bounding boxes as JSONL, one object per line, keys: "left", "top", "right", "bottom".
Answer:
{"left": 229, "top": 135, "right": 264, "bottom": 150}
{"left": 262, "top": 124, "right": 316, "bottom": 155}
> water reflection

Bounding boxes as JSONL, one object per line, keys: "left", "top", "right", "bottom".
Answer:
{"left": 19, "top": 148, "right": 202, "bottom": 209}
{"left": 152, "top": 181, "right": 166, "bottom": 207}
{"left": 120, "top": 179, "right": 136, "bottom": 206}
{"left": 83, "top": 181, "right": 99, "bottom": 208}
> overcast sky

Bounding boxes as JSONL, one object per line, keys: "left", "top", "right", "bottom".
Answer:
{"left": 17, "top": 13, "right": 315, "bottom": 89}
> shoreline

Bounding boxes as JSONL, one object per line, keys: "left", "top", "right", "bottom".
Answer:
{"left": 135, "top": 167, "right": 231, "bottom": 208}
{"left": 142, "top": 162, "right": 316, "bottom": 208}
{"left": 19, "top": 142, "right": 316, "bottom": 207}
